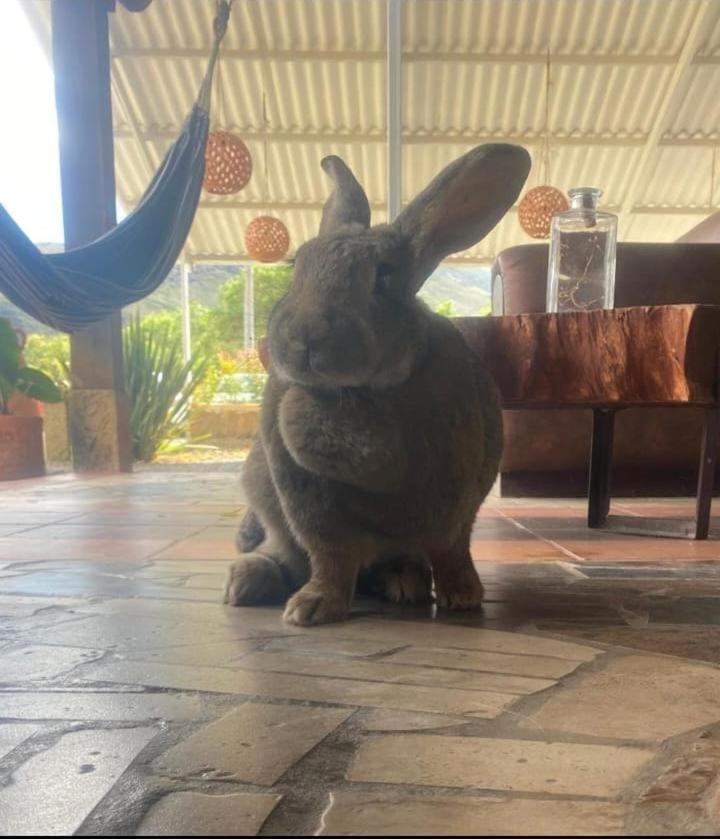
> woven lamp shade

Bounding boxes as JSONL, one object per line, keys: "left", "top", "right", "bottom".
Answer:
{"left": 203, "top": 131, "right": 252, "bottom": 194}
{"left": 518, "top": 185, "right": 569, "bottom": 239}
{"left": 245, "top": 216, "right": 290, "bottom": 263}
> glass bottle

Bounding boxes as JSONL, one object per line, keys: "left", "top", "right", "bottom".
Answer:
{"left": 546, "top": 187, "right": 617, "bottom": 312}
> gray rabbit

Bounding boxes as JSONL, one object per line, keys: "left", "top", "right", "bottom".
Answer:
{"left": 224, "top": 144, "right": 531, "bottom": 625}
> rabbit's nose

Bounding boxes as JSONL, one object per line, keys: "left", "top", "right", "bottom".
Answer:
{"left": 289, "top": 317, "right": 331, "bottom": 352}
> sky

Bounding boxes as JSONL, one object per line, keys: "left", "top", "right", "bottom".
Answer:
{"left": 0, "top": 0, "right": 64, "bottom": 244}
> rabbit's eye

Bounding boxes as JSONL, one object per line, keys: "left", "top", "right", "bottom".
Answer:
{"left": 374, "top": 263, "right": 393, "bottom": 296}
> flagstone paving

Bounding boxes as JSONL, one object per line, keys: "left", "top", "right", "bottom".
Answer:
{"left": 1, "top": 470, "right": 720, "bottom": 835}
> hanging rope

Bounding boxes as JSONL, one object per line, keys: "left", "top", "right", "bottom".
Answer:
{"left": 0, "top": 0, "right": 235, "bottom": 332}
{"left": 198, "top": 0, "right": 234, "bottom": 112}
{"left": 543, "top": 47, "right": 551, "bottom": 185}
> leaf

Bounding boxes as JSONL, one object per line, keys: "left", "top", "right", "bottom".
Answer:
{"left": 0, "top": 318, "right": 21, "bottom": 380}
{"left": 123, "top": 312, "right": 211, "bottom": 461}
{"left": 14, "top": 367, "right": 63, "bottom": 403}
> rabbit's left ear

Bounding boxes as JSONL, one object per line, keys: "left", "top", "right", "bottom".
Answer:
{"left": 319, "top": 156, "right": 371, "bottom": 235}
{"left": 394, "top": 144, "right": 531, "bottom": 292}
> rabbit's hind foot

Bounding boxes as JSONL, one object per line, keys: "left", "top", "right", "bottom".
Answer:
{"left": 360, "top": 557, "right": 434, "bottom": 605}
{"left": 223, "top": 554, "right": 291, "bottom": 606}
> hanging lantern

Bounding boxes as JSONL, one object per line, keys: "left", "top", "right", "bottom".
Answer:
{"left": 203, "top": 131, "right": 253, "bottom": 195}
{"left": 518, "top": 185, "right": 569, "bottom": 239}
{"left": 245, "top": 216, "right": 290, "bottom": 263}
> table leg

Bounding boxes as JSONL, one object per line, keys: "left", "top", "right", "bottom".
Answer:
{"left": 694, "top": 406, "right": 719, "bottom": 539}
{"left": 588, "top": 409, "right": 616, "bottom": 529}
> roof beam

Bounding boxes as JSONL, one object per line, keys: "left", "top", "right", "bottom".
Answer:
{"left": 122, "top": 198, "right": 713, "bottom": 216}
{"left": 111, "top": 46, "right": 714, "bottom": 68}
{"left": 185, "top": 250, "right": 495, "bottom": 266}
{"left": 619, "top": 0, "right": 714, "bottom": 235}
{"left": 112, "top": 126, "right": 720, "bottom": 149}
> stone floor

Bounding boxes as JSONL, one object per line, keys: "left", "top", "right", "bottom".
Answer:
{"left": 1, "top": 470, "right": 720, "bottom": 835}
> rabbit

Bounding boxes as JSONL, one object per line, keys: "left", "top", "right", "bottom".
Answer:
{"left": 223, "top": 143, "right": 531, "bottom": 626}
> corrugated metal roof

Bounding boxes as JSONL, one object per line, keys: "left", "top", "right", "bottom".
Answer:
{"left": 21, "top": 0, "right": 720, "bottom": 264}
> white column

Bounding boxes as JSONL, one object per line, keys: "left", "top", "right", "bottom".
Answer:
{"left": 387, "top": 0, "right": 402, "bottom": 221}
{"left": 180, "top": 261, "right": 192, "bottom": 362}
{"left": 243, "top": 263, "right": 255, "bottom": 350}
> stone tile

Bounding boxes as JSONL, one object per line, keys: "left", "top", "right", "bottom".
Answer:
{"left": 0, "top": 526, "right": 31, "bottom": 537}
{"left": 470, "top": 539, "right": 569, "bottom": 562}
{"left": 0, "top": 691, "right": 213, "bottom": 722}
{"left": 24, "top": 613, "right": 262, "bottom": 652}
{"left": 348, "top": 735, "right": 655, "bottom": 797}
{"left": 84, "top": 660, "right": 518, "bottom": 717}
{"left": 319, "top": 792, "right": 626, "bottom": 836}
{"left": 557, "top": 539, "right": 720, "bottom": 561}
{"left": 521, "top": 655, "right": 720, "bottom": 742}
{"left": 0, "top": 511, "right": 77, "bottom": 525}
{"left": 0, "top": 644, "right": 103, "bottom": 682}
{"left": 65, "top": 510, "right": 228, "bottom": 526}
{"left": 0, "top": 723, "right": 41, "bottom": 760}
{"left": 262, "top": 636, "right": 404, "bottom": 658}
{"left": 363, "top": 710, "right": 471, "bottom": 731}
{"left": 151, "top": 539, "right": 239, "bottom": 560}
{"left": 385, "top": 646, "right": 587, "bottom": 679}
{"left": 0, "top": 727, "right": 156, "bottom": 836}
{"left": 125, "top": 639, "right": 260, "bottom": 666}
{"left": 640, "top": 738, "right": 720, "bottom": 802}
{"left": 0, "top": 538, "right": 172, "bottom": 562}
{"left": 136, "top": 791, "right": 282, "bottom": 836}
{"left": 0, "top": 595, "right": 93, "bottom": 619}
{"left": 15, "top": 524, "right": 204, "bottom": 541}
{"left": 317, "top": 619, "right": 600, "bottom": 661}
{"left": 182, "top": 572, "right": 232, "bottom": 590}
{"left": 234, "top": 651, "right": 556, "bottom": 695}
{"left": 154, "top": 702, "right": 351, "bottom": 784}
{"left": 535, "top": 624, "right": 720, "bottom": 666}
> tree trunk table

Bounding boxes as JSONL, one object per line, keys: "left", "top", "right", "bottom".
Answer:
{"left": 454, "top": 305, "right": 720, "bottom": 539}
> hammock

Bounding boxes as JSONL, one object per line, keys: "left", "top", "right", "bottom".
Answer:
{"left": 0, "top": 1, "right": 232, "bottom": 334}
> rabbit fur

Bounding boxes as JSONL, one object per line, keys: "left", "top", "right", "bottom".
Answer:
{"left": 224, "top": 144, "right": 531, "bottom": 625}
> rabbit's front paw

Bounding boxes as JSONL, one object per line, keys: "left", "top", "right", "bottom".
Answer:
{"left": 223, "top": 554, "right": 288, "bottom": 606}
{"left": 282, "top": 583, "right": 349, "bottom": 626}
{"left": 435, "top": 571, "right": 484, "bottom": 611}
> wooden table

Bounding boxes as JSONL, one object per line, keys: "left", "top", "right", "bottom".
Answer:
{"left": 454, "top": 305, "right": 720, "bottom": 539}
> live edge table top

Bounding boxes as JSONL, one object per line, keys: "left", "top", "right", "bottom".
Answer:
{"left": 453, "top": 304, "right": 720, "bottom": 410}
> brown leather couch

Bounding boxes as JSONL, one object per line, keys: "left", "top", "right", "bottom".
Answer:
{"left": 491, "top": 214, "right": 720, "bottom": 496}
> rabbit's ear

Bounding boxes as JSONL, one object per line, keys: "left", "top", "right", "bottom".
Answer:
{"left": 319, "top": 156, "right": 371, "bottom": 235}
{"left": 394, "top": 144, "right": 531, "bottom": 292}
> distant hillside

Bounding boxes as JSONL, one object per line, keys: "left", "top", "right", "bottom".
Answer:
{"left": 419, "top": 266, "right": 491, "bottom": 315}
{"left": 0, "top": 250, "right": 241, "bottom": 334}
{"left": 1, "top": 249, "right": 491, "bottom": 334}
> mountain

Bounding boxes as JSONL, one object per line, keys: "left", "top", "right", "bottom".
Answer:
{"left": 419, "top": 266, "right": 491, "bottom": 315}
{"left": 0, "top": 248, "right": 492, "bottom": 334}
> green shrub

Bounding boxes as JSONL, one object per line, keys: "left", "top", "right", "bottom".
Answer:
{"left": 123, "top": 314, "right": 210, "bottom": 462}
{"left": 23, "top": 332, "right": 71, "bottom": 393}
{"left": 210, "top": 263, "right": 293, "bottom": 350}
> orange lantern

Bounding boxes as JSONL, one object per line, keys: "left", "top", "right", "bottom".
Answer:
{"left": 518, "top": 185, "right": 569, "bottom": 239}
{"left": 245, "top": 216, "right": 290, "bottom": 263}
{"left": 203, "top": 131, "right": 253, "bottom": 195}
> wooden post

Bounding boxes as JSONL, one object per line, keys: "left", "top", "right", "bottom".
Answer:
{"left": 52, "top": 0, "right": 132, "bottom": 472}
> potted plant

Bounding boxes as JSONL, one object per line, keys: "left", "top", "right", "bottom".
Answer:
{"left": 0, "top": 318, "right": 63, "bottom": 480}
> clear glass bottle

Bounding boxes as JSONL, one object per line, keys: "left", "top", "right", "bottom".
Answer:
{"left": 546, "top": 187, "right": 617, "bottom": 312}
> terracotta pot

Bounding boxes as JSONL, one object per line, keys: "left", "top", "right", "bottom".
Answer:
{"left": 0, "top": 415, "right": 46, "bottom": 480}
